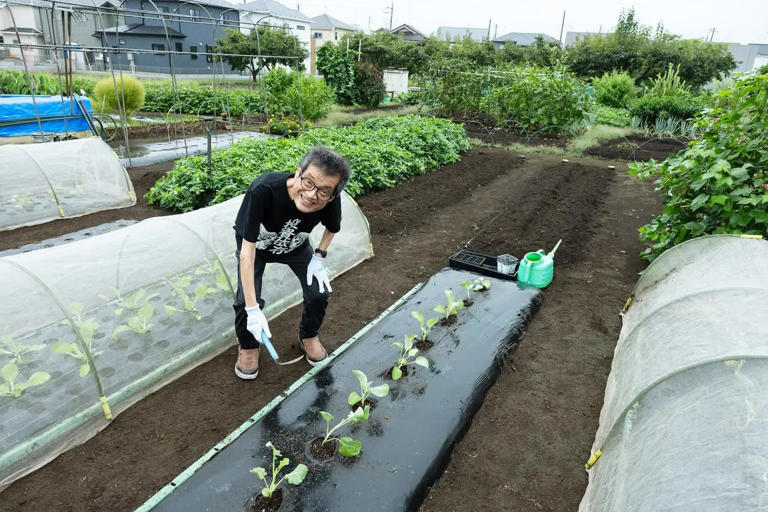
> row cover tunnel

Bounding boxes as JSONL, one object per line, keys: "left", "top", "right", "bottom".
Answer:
{"left": 580, "top": 235, "right": 768, "bottom": 511}
{"left": 0, "top": 191, "right": 372, "bottom": 490}
{"left": 0, "top": 138, "right": 135, "bottom": 231}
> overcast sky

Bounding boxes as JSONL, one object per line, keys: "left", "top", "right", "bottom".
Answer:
{"left": 290, "top": 0, "right": 767, "bottom": 46}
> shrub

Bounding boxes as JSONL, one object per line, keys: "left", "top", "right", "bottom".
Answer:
{"left": 316, "top": 45, "right": 355, "bottom": 105}
{"left": 630, "top": 92, "right": 706, "bottom": 125}
{"left": 592, "top": 70, "right": 637, "bottom": 108}
{"left": 629, "top": 73, "right": 768, "bottom": 259}
{"left": 260, "top": 67, "right": 294, "bottom": 113}
{"left": 143, "top": 84, "right": 262, "bottom": 116}
{"left": 592, "top": 104, "right": 632, "bottom": 127}
{"left": 282, "top": 74, "right": 335, "bottom": 122}
{"left": 353, "top": 61, "right": 387, "bottom": 108}
{"left": 146, "top": 116, "right": 470, "bottom": 211}
{"left": 260, "top": 116, "right": 309, "bottom": 136}
{"left": 642, "top": 63, "right": 690, "bottom": 97}
{"left": 92, "top": 76, "right": 145, "bottom": 114}
{"left": 480, "top": 66, "right": 588, "bottom": 130}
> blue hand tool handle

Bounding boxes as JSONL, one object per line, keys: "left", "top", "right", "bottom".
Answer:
{"left": 260, "top": 331, "right": 279, "bottom": 360}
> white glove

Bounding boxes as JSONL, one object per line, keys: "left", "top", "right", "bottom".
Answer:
{"left": 306, "top": 254, "right": 332, "bottom": 293}
{"left": 245, "top": 305, "right": 272, "bottom": 342}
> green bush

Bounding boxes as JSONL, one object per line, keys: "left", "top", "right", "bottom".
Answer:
{"left": 429, "top": 62, "right": 488, "bottom": 113}
{"left": 260, "top": 67, "right": 294, "bottom": 113}
{"left": 146, "top": 116, "right": 470, "bottom": 211}
{"left": 0, "top": 70, "right": 95, "bottom": 96}
{"left": 316, "top": 45, "right": 355, "bottom": 105}
{"left": 480, "top": 67, "right": 588, "bottom": 130}
{"left": 629, "top": 73, "right": 768, "bottom": 259}
{"left": 592, "top": 104, "right": 633, "bottom": 127}
{"left": 353, "top": 61, "right": 387, "bottom": 108}
{"left": 92, "top": 76, "right": 145, "bottom": 114}
{"left": 642, "top": 63, "right": 690, "bottom": 97}
{"left": 282, "top": 74, "right": 335, "bottom": 121}
{"left": 592, "top": 70, "right": 637, "bottom": 108}
{"left": 143, "top": 84, "right": 262, "bottom": 116}
{"left": 630, "top": 92, "right": 706, "bottom": 125}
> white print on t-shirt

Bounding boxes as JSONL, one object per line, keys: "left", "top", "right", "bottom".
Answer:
{"left": 256, "top": 219, "right": 309, "bottom": 255}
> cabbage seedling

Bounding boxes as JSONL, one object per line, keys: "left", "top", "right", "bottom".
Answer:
{"left": 0, "top": 361, "right": 50, "bottom": 398}
{"left": 250, "top": 441, "right": 308, "bottom": 498}
{"left": 319, "top": 405, "right": 370, "bottom": 457}
{"left": 0, "top": 333, "right": 46, "bottom": 364}
{"left": 472, "top": 277, "right": 491, "bottom": 291}
{"left": 433, "top": 289, "right": 464, "bottom": 321}
{"left": 164, "top": 276, "right": 214, "bottom": 321}
{"left": 411, "top": 311, "right": 439, "bottom": 343}
{"left": 391, "top": 334, "right": 429, "bottom": 380}
{"left": 112, "top": 303, "right": 155, "bottom": 338}
{"left": 51, "top": 303, "right": 101, "bottom": 378}
{"left": 348, "top": 369, "right": 389, "bottom": 409}
{"left": 460, "top": 280, "right": 474, "bottom": 302}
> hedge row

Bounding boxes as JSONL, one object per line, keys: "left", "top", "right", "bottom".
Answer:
{"left": 146, "top": 116, "right": 471, "bottom": 212}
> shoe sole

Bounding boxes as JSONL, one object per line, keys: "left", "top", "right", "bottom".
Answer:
{"left": 234, "top": 365, "right": 259, "bottom": 380}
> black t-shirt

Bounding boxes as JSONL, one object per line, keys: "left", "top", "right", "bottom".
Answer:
{"left": 233, "top": 172, "right": 342, "bottom": 255}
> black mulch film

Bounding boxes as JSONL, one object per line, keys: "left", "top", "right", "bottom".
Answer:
{"left": 149, "top": 268, "right": 542, "bottom": 512}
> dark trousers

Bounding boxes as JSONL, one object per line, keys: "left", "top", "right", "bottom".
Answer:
{"left": 233, "top": 238, "right": 329, "bottom": 350}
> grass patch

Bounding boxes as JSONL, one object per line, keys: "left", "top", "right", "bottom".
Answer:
{"left": 567, "top": 125, "right": 633, "bottom": 153}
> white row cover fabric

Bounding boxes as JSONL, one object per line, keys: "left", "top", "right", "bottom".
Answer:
{"left": 0, "top": 138, "right": 136, "bottom": 231}
{"left": 580, "top": 235, "right": 768, "bottom": 511}
{"left": 0, "top": 191, "right": 372, "bottom": 490}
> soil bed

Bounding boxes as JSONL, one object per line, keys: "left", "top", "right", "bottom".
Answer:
{"left": 0, "top": 146, "right": 661, "bottom": 511}
{"left": 584, "top": 133, "right": 691, "bottom": 161}
{"left": 448, "top": 112, "right": 571, "bottom": 147}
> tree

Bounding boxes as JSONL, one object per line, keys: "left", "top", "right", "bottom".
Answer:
{"left": 216, "top": 27, "right": 308, "bottom": 81}
{"left": 566, "top": 8, "right": 735, "bottom": 87}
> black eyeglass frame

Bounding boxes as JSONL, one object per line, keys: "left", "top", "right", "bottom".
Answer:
{"left": 297, "top": 169, "right": 337, "bottom": 201}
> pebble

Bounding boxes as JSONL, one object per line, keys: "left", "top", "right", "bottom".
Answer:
{"left": 562, "top": 159, "right": 569, "bottom": 163}
{"left": 608, "top": 165, "right": 616, "bottom": 169}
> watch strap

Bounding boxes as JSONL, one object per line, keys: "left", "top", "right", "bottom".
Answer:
{"left": 314, "top": 248, "right": 328, "bottom": 258}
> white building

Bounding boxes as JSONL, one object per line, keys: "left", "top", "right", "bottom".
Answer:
{"left": 240, "top": 0, "right": 312, "bottom": 72}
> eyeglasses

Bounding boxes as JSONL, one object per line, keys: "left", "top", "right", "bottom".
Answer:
{"left": 298, "top": 171, "right": 335, "bottom": 201}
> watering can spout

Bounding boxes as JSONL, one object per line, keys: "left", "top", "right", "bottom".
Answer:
{"left": 548, "top": 239, "right": 562, "bottom": 258}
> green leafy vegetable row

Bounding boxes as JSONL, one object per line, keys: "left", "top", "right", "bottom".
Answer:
{"left": 146, "top": 115, "right": 470, "bottom": 212}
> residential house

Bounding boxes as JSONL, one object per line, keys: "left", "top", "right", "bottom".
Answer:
{"left": 390, "top": 23, "right": 424, "bottom": 42}
{"left": 564, "top": 31, "right": 609, "bottom": 46}
{"left": 96, "top": 0, "right": 241, "bottom": 74}
{"left": 0, "top": 0, "right": 48, "bottom": 65}
{"left": 727, "top": 43, "right": 768, "bottom": 73}
{"left": 434, "top": 26, "right": 489, "bottom": 43}
{"left": 309, "top": 13, "right": 357, "bottom": 74}
{"left": 240, "top": 0, "right": 312, "bottom": 72}
{"left": 491, "top": 31, "right": 557, "bottom": 49}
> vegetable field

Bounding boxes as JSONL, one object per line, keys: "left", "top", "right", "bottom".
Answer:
{"left": 0, "top": 144, "right": 662, "bottom": 511}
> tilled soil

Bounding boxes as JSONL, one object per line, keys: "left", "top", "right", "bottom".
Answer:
{"left": 0, "top": 146, "right": 661, "bottom": 511}
{"left": 583, "top": 133, "right": 691, "bottom": 161}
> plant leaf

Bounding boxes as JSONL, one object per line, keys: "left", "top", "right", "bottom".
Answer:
{"left": 338, "top": 437, "right": 361, "bottom": 457}
{"left": 391, "top": 366, "right": 402, "bottom": 380}
{"left": 285, "top": 463, "right": 308, "bottom": 485}
{"left": 69, "top": 302, "right": 84, "bottom": 316}
{"left": 426, "top": 318, "right": 439, "bottom": 329}
{"left": 369, "top": 383, "right": 389, "bottom": 398}
{"left": 276, "top": 457, "right": 289, "bottom": 473}
{"left": 251, "top": 467, "right": 267, "bottom": 479}
{"left": 319, "top": 411, "right": 333, "bottom": 422}
{"left": 138, "top": 303, "right": 154, "bottom": 323}
{"left": 112, "top": 325, "right": 130, "bottom": 340}
{"left": 1, "top": 361, "right": 18, "bottom": 383}
{"left": 25, "top": 372, "right": 50, "bottom": 388}
{"left": 413, "top": 356, "right": 429, "bottom": 368}
{"left": 411, "top": 310, "right": 425, "bottom": 327}
{"left": 79, "top": 363, "right": 91, "bottom": 378}
{"left": 351, "top": 369, "right": 367, "bottom": 389}
{"left": 347, "top": 391, "right": 363, "bottom": 406}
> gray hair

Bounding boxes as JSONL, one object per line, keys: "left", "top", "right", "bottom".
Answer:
{"left": 298, "top": 146, "right": 351, "bottom": 196}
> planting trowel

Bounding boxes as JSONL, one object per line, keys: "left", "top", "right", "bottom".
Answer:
{"left": 260, "top": 332, "right": 304, "bottom": 365}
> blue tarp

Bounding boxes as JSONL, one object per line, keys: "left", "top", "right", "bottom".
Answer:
{"left": 0, "top": 95, "right": 92, "bottom": 136}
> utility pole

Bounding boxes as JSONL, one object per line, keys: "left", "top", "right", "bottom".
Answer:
{"left": 559, "top": 10, "right": 566, "bottom": 46}
{"left": 386, "top": 0, "right": 393, "bottom": 30}
{"left": 708, "top": 27, "right": 716, "bottom": 42}
{"left": 487, "top": 18, "right": 491, "bottom": 40}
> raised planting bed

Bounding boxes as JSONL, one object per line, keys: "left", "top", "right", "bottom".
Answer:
{"left": 142, "top": 267, "right": 542, "bottom": 511}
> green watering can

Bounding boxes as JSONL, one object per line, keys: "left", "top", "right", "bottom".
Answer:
{"left": 517, "top": 239, "right": 562, "bottom": 289}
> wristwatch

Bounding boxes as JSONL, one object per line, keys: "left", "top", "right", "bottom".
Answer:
{"left": 314, "top": 248, "right": 328, "bottom": 258}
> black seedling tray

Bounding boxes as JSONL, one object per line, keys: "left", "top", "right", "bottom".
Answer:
{"left": 449, "top": 250, "right": 518, "bottom": 280}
